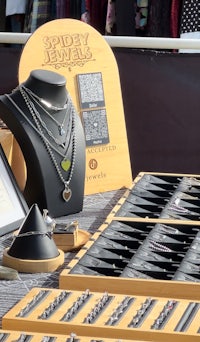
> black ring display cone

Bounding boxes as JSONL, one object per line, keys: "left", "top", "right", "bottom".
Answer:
{"left": 3, "top": 204, "right": 64, "bottom": 273}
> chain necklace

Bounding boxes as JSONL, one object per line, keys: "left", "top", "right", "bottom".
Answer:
{"left": 19, "top": 86, "right": 68, "bottom": 111}
{"left": 19, "top": 87, "right": 75, "bottom": 173}
{"left": 19, "top": 86, "right": 70, "bottom": 148}
{"left": 6, "top": 93, "right": 74, "bottom": 161}
{"left": 21, "top": 85, "right": 69, "bottom": 136}
{"left": 5, "top": 92, "right": 77, "bottom": 202}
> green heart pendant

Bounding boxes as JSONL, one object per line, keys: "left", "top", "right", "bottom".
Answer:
{"left": 61, "top": 159, "right": 71, "bottom": 171}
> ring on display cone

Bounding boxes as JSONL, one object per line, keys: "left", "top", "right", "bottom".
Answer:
{"left": 2, "top": 203, "right": 64, "bottom": 273}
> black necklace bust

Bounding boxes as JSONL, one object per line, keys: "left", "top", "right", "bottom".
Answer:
{"left": 0, "top": 69, "right": 86, "bottom": 217}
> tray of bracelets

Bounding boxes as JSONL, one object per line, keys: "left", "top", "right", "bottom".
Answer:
{"left": 109, "top": 172, "right": 200, "bottom": 221}
{"left": 3, "top": 284, "right": 200, "bottom": 342}
{"left": 0, "top": 330, "right": 132, "bottom": 342}
{"left": 59, "top": 217, "right": 200, "bottom": 282}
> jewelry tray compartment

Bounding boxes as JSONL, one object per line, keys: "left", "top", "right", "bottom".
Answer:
{"left": 111, "top": 172, "right": 200, "bottom": 221}
{"left": 64, "top": 218, "right": 200, "bottom": 282}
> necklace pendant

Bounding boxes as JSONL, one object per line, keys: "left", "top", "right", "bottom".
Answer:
{"left": 62, "top": 186, "right": 72, "bottom": 202}
{"left": 61, "top": 159, "right": 71, "bottom": 171}
{"left": 59, "top": 126, "right": 65, "bottom": 136}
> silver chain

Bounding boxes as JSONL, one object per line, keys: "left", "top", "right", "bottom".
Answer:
{"left": 5, "top": 93, "right": 75, "bottom": 159}
{"left": 5, "top": 92, "right": 77, "bottom": 198}
{"left": 20, "top": 86, "right": 70, "bottom": 148}
{"left": 21, "top": 85, "right": 70, "bottom": 136}
{"left": 19, "top": 85, "right": 68, "bottom": 111}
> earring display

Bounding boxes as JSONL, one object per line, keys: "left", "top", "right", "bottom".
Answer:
{"left": 0, "top": 330, "right": 131, "bottom": 341}
{"left": 3, "top": 286, "right": 200, "bottom": 341}
{"left": 128, "top": 297, "right": 156, "bottom": 329}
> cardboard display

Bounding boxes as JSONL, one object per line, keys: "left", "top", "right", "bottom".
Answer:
{"left": 18, "top": 18, "right": 132, "bottom": 195}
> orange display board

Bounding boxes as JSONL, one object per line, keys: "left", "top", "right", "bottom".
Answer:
{"left": 18, "top": 19, "right": 132, "bottom": 195}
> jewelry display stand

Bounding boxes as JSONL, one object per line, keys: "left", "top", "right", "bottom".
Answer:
{"left": 3, "top": 282, "right": 200, "bottom": 341}
{"left": 0, "top": 69, "right": 86, "bottom": 217}
{"left": 3, "top": 203, "right": 64, "bottom": 273}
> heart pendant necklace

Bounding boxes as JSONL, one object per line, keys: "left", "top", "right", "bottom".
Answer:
{"left": 62, "top": 184, "right": 72, "bottom": 202}
{"left": 61, "top": 159, "right": 71, "bottom": 171}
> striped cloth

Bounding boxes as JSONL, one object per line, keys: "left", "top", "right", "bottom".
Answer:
{"left": 24, "top": 0, "right": 52, "bottom": 33}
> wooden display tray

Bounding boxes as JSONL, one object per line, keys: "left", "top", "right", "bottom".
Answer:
{"left": 0, "top": 329, "right": 133, "bottom": 341}
{"left": 108, "top": 171, "right": 200, "bottom": 221}
{"left": 58, "top": 217, "right": 200, "bottom": 282}
{"left": 3, "top": 283, "right": 200, "bottom": 341}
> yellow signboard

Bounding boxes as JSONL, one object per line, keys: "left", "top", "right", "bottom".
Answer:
{"left": 19, "top": 19, "right": 132, "bottom": 194}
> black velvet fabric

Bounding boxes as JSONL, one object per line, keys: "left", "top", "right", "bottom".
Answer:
{"left": 114, "top": 48, "right": 200, "bottom": 177}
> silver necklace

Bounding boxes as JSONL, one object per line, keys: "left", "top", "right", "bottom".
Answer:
{"left": 21, "top": 86, "right": 68, "bottom": 111}
{"left": 5, "top": 93, "right": 77, "bottom": 202}
{"left": 19, "top": 86, "right": 68, "bottom": 148}
{"left": 19, "top": 87, "right": 75, "bottom": 174}
{"left": 21, "top": 85, "right": 69, "bottom": 136}
{"left": 6, "top": 93, "right": 72, "bottom": 161}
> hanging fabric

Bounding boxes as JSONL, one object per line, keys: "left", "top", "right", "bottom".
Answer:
{"left": 81, "top": 0, "right": 90, "bottom": 23}
{"left": 88, "top": 0, "right": 108, "bottom": 35}
{"left": 0, "top": 0, "right": 6, "bottom": 32}
{"left": 56, "top": 0, "right": 68, "bottom": 19}
{"left": 170, "top": 0, "right": 182, "bottom": 38}
{"left": 81, "top": 0, "right": 91, "bottom": 24}
{"left": 115, "top": 0, "right": 136, "bottom": 36}
{"left": 180, "top": 0, "right": 200, "bottom": 52}
{"left": 105, "top": 0, "right": 116, "bottom": 35}
{"left": 51, "top": 0, "right": 56, "bottom": 19}
{"left": 147, "top": 0, "right": 172, "bottom": 38}
{"left": 24, "top": 0, "right": 52, "bottom": 33}
{"left": 135, "top": 0, "right": 149, "bottom": 36}
{"left": 69, "top": 0, "right": 82, "bottom": 19}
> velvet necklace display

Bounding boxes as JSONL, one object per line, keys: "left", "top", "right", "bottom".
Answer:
{"left": 5, "top": 86, "right": 76, "bottom": 202}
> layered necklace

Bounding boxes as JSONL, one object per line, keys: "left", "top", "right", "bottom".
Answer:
{"left": 21, "top": 85, "right": 69, "bottom": 137}
{"left": 5, "top": 86, "right": 77, "bottom": 202}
